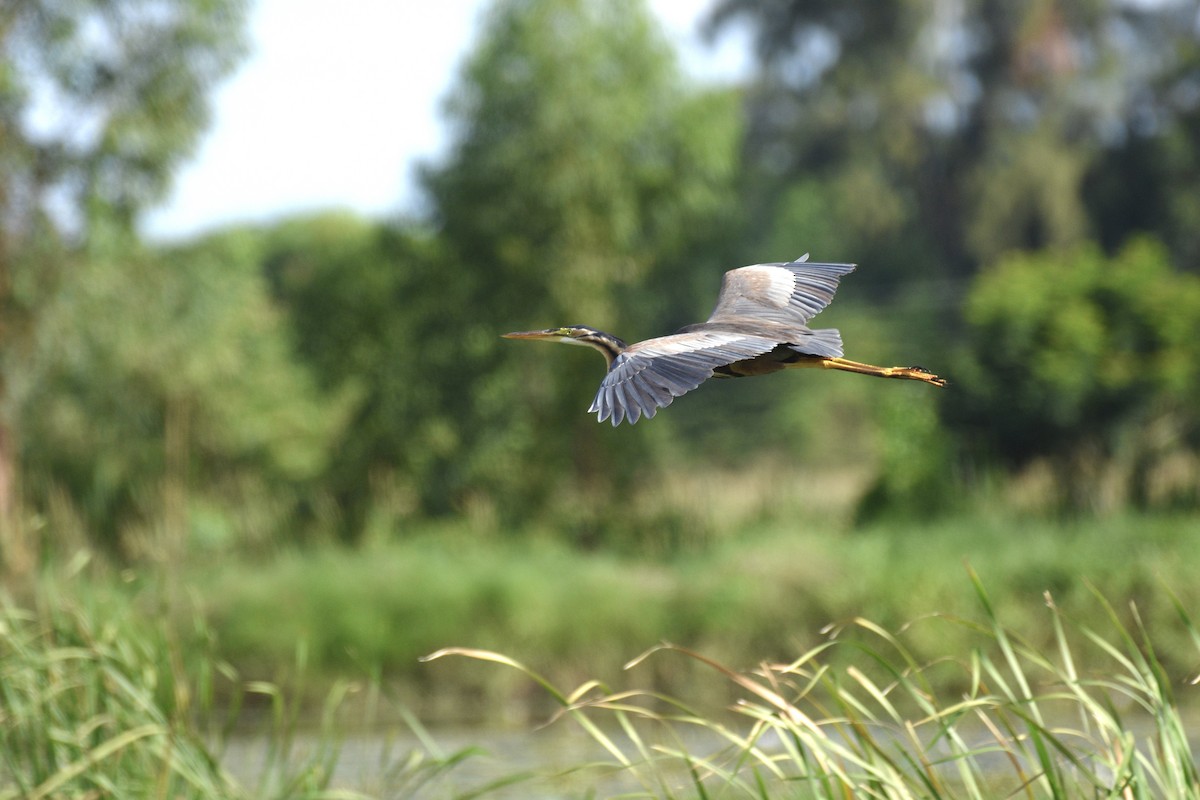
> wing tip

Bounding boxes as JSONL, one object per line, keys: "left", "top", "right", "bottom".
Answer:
{"left": 786, "top": 254, "right": 856, "bottom": 274}
{"left": 590, "top": 378, "right": 672, "bottom": 427}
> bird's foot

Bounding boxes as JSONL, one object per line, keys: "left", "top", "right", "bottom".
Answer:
{"left": 902, "top": 365, "right": 948, "bottom": 387}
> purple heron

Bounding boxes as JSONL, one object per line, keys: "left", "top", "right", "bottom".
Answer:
{"left": 504, "top": 255, "right": 946, "bottom": 426}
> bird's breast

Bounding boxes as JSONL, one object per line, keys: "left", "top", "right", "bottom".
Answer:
{"left": 712, "top": 345, "right": 799, "bottom": 378}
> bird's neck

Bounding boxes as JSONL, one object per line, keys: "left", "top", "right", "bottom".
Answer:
{"left": 581, "top": 332, "right": 627, "bottom": 368}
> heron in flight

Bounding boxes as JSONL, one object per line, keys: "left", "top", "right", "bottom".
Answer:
{"left": 504, "top": 256, "right": 946, "bottom": 426}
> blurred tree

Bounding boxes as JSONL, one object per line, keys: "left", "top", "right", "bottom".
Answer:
{"left": 1083, "top": 17, "right": 1200, "bottom": 268}
{"left": 944, "top": 238, "right": 1200, "bottom": 511}
{"left": 261, "top": 213, "right": 444, "bottom": 539}
{"left": 20, "top": 232, "right": 345, "bottom": 553}
{"left": 706, "top": 0, "right": 1200, "bottom": 283}
{"left": 405, "top": 0, "right": 742, "bottom": 537}
{"left": 0, "top": 0, "right": 246, "bottom": 566}
{"left": 0, "top": 0, "right": 246, "bottom": 232}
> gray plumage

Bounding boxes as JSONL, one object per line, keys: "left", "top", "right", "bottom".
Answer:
{"left": 590, "top": 256, "right": 853, "bottom": 425}
{"left": 504, "top": 254, "right": 945, "bottom": 427}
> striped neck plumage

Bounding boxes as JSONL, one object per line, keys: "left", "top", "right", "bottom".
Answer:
{"left": 562, "top": 326, "right": 627, "bottom": 368}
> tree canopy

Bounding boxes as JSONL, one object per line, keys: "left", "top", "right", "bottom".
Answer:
{"left": 706, "top": 0, "right": 1200, "bottom": 280}
{"left": 1, "top": 0, "right": 247, "bottom": 562}
{"left": 945, "top": 238, "right": 1200, "bottom": 509}
{"left": 6, "top": 0, "right": 1200, "bottom": 564}
{"left": 412, "top": 0, "right": 744, "bottom": 529}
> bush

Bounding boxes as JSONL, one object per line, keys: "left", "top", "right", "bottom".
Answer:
{"left": 944, "top": 238, "right": 1200, "bottom": 511}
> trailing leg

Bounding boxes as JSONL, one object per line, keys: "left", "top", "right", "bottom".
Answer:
{"left": 790, "top": 356, "right": 947, "bottom": 387}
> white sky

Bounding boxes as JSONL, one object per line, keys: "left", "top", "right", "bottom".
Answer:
{"left": 142, "top": 0, "right": 751, "bottom": 241}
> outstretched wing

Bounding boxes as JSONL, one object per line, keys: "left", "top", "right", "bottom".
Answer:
{"left": 706, "top": 255, "right": 856, "bottom": 328}
{"left": 589, "top": 331, "right": 779, "bottom": 426}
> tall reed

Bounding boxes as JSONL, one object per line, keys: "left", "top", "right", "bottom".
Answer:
{"left": 0, "top": 591, "right": 244, "bottom": 798}
{"left": 426, "top": 571, "right": 1200, "bottom": 798}
{"left": 0, "top": 579, "right": 525, "bottom": 799}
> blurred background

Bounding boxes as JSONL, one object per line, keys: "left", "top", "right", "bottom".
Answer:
{"left": 2, "top": 0, "right": 1200, "bottom": 722}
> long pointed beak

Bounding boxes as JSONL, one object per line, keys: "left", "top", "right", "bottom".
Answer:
{"left": 502, "top": 329, "right": 561, "bottom": 340}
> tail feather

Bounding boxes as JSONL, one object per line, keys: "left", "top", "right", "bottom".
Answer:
{"left": 788, "top": 328, "right": 843, "bottom": 359}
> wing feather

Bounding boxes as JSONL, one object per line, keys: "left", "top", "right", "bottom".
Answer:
{"left": 589, "top": 332, "right": 779, "bottom": 426}
{"left": 706, "top": 255, "right": 855, "bottom": 328}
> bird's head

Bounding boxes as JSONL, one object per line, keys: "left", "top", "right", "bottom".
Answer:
{"left": 502, "top": 326, "right": 627, "bottom": 366}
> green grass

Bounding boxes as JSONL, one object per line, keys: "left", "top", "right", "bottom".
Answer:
{"left": 167, "top": 511, "right": 1200, "bottom": 722}
{"left": 429, "top": 571, "right": 1200, "bottom": 798}
{"left": 0, "top": 589, "right": 233, "bottom": 799}
{"left": 0, "top": 579, "right": 517, "bottom": 799}
{"left": 4, "top": 539, "right": 1198, "bottom": 798}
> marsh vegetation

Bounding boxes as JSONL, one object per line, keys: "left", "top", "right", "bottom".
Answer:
{"left": 4, "top": 0, "right": 1200, "bottom": 796}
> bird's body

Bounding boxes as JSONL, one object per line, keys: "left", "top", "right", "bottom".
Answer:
{"left": 504, "top": 256, "right": 945, "bottom": 426}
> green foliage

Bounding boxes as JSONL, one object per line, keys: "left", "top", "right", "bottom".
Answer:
{"left": 0, "top": 0, "right": 248, "bottom": 386}
{"left": 259, "top": 214, "right": 441, "bottom": 535}
{"left": 855, "top": 388, "right": 962, "bottom": 524}
{"left": 233, "top": 0, "right": 750, "bottom": 538}
{"left": 0, "top": 578, "right": 490, "bottom": 799}
{"left": 0, "top": 595, "right": 241, "bottom": 798}
{"left": 180, "top": 511, "right": 1200, "bottom": 721}
{"left": 400, "top": 0, "right": 742, "bottom": 525}
{"left": 710, "top": 0, "right": 1200, "bottom": 279}
{"left": 17, "top": 233, "right": 345, "bottom": 549}
{"left": 15, "top": 546, "right": 1199, "bottom": 798}
{"left": 429, "top": 0, "right": 740, "bottom": 290}
{"left": 966, "top": 126, "right": 1091, "bottom": 263}
{"left": 0, "top": 0, "right": 250, "bottom": 568}
{"left": 429, "top": 579, "right": 1200, "bottom": 798}
{"left": 0, "top": 0, "right": 248, "bottom": 230}
{"left": 3, "top": 0, "right": 1200, "bottom": 566}
{"left": 946, "top": 238, "right": 1200, "bottom": 509}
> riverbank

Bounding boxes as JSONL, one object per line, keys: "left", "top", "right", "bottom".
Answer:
{"left": 6, "top": 532, "right": 1198, "bottom": 798}
{"left": 18, "top": 510, "right": 1200, "bottom": 723}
